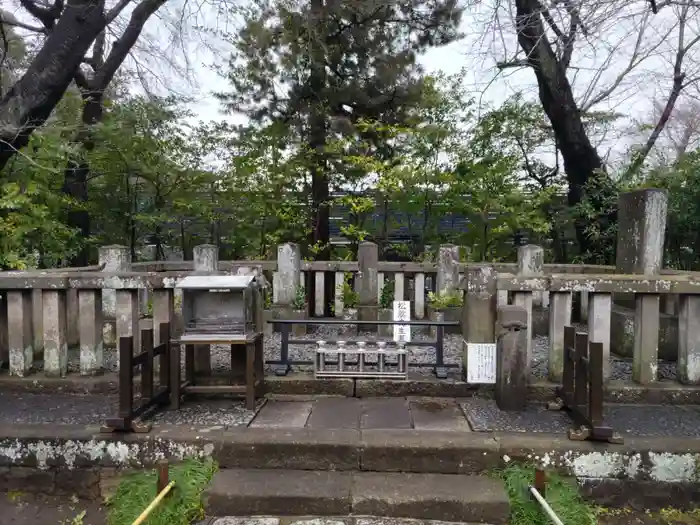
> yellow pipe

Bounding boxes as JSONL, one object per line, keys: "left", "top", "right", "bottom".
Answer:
{"left": 131, "top": 481, "right": 176, "bottom": 525}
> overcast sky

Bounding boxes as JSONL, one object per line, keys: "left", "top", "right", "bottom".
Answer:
{"left": 7, "top": 0, "right": 697, "bottom": 165}
{"left": 173, "top": 1, "right": 695, "bottom": 168}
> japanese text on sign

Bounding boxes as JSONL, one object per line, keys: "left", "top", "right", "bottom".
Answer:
{"left": 465, "top": 342, "right": 497, "bottom": 384}
{"left": 392, "top": 300, "right": 411, "bottom": 343}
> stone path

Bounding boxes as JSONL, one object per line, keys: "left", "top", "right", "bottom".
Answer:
{"left": 1, "top": 389, "right": 699, "bottom": 438}
{"left": 249, "top": 397, "right": 700, "bottom": 437}
{"left": 250, "top": 398, "right": 469, "bottom": 431}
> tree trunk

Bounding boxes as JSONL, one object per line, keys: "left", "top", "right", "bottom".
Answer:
{"left": 307, "top": 0, "right": 334, "bottom": 317}
{"left": 62, "top": 0, "right": 166, "bottom": 265}
{"left": 514, "top": 0, "right": 615, "bottom": 259}
{"left": 0, "top": 0, "right": 107, "bottom": 170}
{"left": 62, "top": 93, "right": 102, "bottom": 265}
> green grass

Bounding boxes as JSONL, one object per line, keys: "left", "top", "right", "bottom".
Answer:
{"left": 106, "top": 458, "right": 217, "bottom": 525}
{"left": 493, "top": 464, "right": 597, "bottom": 525}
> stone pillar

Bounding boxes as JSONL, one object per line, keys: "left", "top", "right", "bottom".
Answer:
{"left": 99, "top": 245, "right": 131, "bottom": 345}
{"left": 153, "top": 288, "right": 174, "bottom": 380}
{"left": 495, "top": 305, "right": 528, "bottom": 411}
{"left": 678, "top": 294, "right": 700, "bottom": 385}
{"left": 517, "top": 245, "right": 544, "bottom": 307}
{"left": 193, "top": 244, "right": 218, "bottom": 375}
{"left": 512, "top": 291, "right": 533, "bottom": 368}
{"left": 43, "top": 290, "right": 68, "bottom": 377}
{"left": 0, "top": 295, "right": 7, "bottom": 370}
{"left": 79, "top": 289, "right": 103, "bottom": 376}
{"left": 548, "top": 291, "right": 572, "bottom": 382}
{"left": 414, "top": 273, "right": 425, "bottom": 319}
{"left": 193, "top": 244, "right": 218, "bottom": 274}
{"left": 616, "top": 189, "right": 667, "bottom": 275}
{"left": 66, "top": 288, "right": 79, "bottom": 348}
{"left": 116, "top": 289, "right": 140, "bottom": 365}
{"left": 32, "top": 288, "right": 43, "bottom": 356}
{"left": 633, "top": 293, "right": 660, "bottom": 384}
{"left": 436, "top": 244, "right": 459, "bottom": 294}
{"left": 356, "top": 241, "right": 379, "bottom": 325}
{"left": 7, "top": 290, "right": 33, "bottom": 376}
{"left": 461, "top": 266, "right": 496, "bottom": 344}
{"left": 275, "top": 243, "right": 301, "bottom": 308}
{"left": 615, "top": 189, "right": 667, "bottom": 379}
{"left": 589, "top": 293, "right": 612, "bottom": 380}
{"left": 153, "top": 289, "right": 174, "bottom": 346}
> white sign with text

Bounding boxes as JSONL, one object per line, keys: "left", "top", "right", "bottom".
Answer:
{"left": 465, "top": 342, "right": 497, "bottom": 384}
{"left": 392, "top": 300, "right": 411, "bottom": 343}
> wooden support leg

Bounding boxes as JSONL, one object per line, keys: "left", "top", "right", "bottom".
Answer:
{"left": 254, "top": 336, "right": 264, "bottom": 396}
{"left": 185, "top": 344, "right": 195, "bottom": 384}
{"left": 246, "top": 342, "right": 255, "bottom": 410}
{"left": 169, "top": 339, "right": 181, "bottom": 410}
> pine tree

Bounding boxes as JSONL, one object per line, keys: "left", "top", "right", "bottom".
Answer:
{"left": 217, "top": 0, "right": 463, "bottom": 261}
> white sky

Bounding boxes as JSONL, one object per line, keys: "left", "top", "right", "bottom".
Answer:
{"left": 174, "top": 1, "right": 699, "bottom": 169}
{"left": 7, "top": 0, "right": 700, "bottom": 167}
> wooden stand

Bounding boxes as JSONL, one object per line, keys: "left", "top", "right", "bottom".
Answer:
{"left": 171, "top": 332, "right": 264, "bottom": 410}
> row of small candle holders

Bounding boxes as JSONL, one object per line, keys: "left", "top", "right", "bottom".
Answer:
{"left": 314, "top": 340, "right": 408, "bottom": 377}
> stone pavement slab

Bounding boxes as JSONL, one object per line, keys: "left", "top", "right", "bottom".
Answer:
{"left": 212, "top": 518, "right": 493, "bottom": 525}
{"left": 204, "top": 469, "right": 353, "bottom": 516}
{"left": 409, "top": 399, "right": 470, "bottom": 432}
{"left": 360, "top": 398, "right": 412, "bottom": 429}
{"left": 204, "top": 469, "right": 509, "bottom": 524}
{"left": 351, "top": 472, "right": 508, "bottom": 523}
{"left": 306, "top": 398, "right": 362, "bottom": 429}
{"left": 250, "top": 401, "right": 312, "bottom": 428}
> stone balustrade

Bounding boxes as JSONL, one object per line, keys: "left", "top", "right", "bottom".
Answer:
{"left": 496, "top": 273, "right": 700, "bottom": 386}
{"left": 0, "top": 242, "right": 621, "bottom": 380}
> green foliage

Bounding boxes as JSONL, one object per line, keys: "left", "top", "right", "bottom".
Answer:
{"left": 493, "top": 464, "right": 595, "bottom": 525}
{"left": 428, "top": 290, "right": 463, "bottom": 309}
{"left": 106, "top": 458, "right": 217, "bottom": 525}
{"left": 339, "top": 274, "right": 359, "bottom": 309}
{"left": 291, "top": 285, "right": 306, "bottom": 310}
{"left": 646, "top": 150, "right": 700, "bottom": 270}
{"left": 573, "top": 173, "right": 621, "bottom": 265}
{"left": 379, "top": 278, "right": 395, "bottom": 309}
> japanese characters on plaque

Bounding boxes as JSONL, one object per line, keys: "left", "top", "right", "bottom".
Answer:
{"left": 465, "top": 342, "right": 497, "bottom": 384}
{"left": 392, "top": 300, "right": 411, "bottom": 343}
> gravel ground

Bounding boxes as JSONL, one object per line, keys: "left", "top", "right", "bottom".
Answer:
{"left": 28, "top": 319, "right": 678, "bottom": 382}
{"left": 530, "top": 322, "right": 678, "bottom": 382}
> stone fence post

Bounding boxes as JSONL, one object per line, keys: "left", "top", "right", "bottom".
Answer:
{"left": 436, "top": 244, "right": 459, "bottom": 295}
{"left": 99, "top": 245, "right": 131, "bottom": 346}
{"left": 517, "top": 244, "right": 544, "bottom": 306}
{"left": 273, "top": 243, "right": 301, "bottom": 316}
{"left": 192, "top": 244, "right": 219, "bottom": 375}
{"left": 356, "top": 241, "right": 379, "bottom": 327}
{"left": 461, "top": 266, "right": 496, "bottom": 344}
{"left": 615, "top": 188, "right": 667, "bottom": 384}
{"left": 460, "top": 266, "right": 497, "bottom": 378}
{"left": 495, "top": 305, "right": 528, "bottom": 411}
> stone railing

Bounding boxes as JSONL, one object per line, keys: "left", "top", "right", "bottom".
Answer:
{"left": 0, "top": 272, "right": 169, "bottom": 377}
{"left": 0, "top": 242, "right": 619, "bottom": 380}
{"left": 497, "top": 272, "right": 700, "bottom": 386}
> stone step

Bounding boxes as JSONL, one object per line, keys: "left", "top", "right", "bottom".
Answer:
{"left": 203, "top": 469, "right": 510, "bottom": 524}
{"left": 211, "top": 428, "right": 500, "bottom": 474}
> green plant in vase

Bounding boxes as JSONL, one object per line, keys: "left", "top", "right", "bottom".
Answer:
{"left": 427, "top": 290, "right": 464, "bottom": 310}
{"left": 291, "top": 285, "right": 307, "bottom": 311}
{"left": 379, "top": 279, "right": 395, "bottom": 310}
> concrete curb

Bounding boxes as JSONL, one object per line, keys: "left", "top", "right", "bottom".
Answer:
{"left": 1, "top": 424, "right": 699, "bottom": 477}
{"left": 1, "top": 424, "right": 699, "bottom": 507}
{"left": 2, "top": 371, "right": 700, "bottom": 404}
